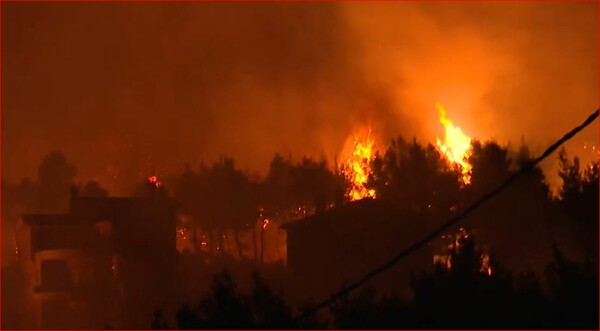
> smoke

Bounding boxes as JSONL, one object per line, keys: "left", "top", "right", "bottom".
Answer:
{"left": 340, "top": 2, "right": 599, "bottom": 188}
{"left": 2, "top": 2, "right": 597, "bottom": 194}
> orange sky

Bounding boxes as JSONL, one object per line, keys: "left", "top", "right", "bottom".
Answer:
{"left": 2, "top": 2, "right": 598, "bottom": 194}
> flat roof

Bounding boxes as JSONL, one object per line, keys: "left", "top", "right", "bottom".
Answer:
{"left": 280, "top": 198, "right": 417, "bottom": 231}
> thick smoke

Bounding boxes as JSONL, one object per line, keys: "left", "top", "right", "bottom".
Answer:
{"left": 2, "top": 2, "right": 598, "bottom": 194}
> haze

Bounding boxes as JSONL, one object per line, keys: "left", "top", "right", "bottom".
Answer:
{"left": 2, "top": 2, "right": 598, "bottom": 194}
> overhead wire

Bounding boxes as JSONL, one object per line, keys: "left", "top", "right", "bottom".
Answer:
{"left": 294, "top": 108, "right": 599, "bottom": 323}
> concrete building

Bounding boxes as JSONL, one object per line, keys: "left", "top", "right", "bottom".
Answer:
{"left": 15, "top": 191, "right": 178, "bottom": 329}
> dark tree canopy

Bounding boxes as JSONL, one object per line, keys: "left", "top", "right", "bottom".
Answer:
{"left": 36, "top": 152, "right": 77, "bottom": 212}
{"left": 80, "top": 180, "right": 109, "bottom": 198}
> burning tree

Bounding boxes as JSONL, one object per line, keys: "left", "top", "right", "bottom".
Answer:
{"left": 341, "top": 130, "right": 377, "bottom": 201}
{"left": 433, "top": 227, "right": 492, "bottom": 276}
{"left": 435, "top": 103, "right": 473, "bottom": 185}
{"left": 173, "top": 155, "right": 344, "bottom": 263}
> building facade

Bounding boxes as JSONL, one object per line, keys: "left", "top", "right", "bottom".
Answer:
{"left": 15, "top": 191, "right": 177, "bottom": 329}
{"left": 282, "top": 199, "right": 435, "bottom": 301}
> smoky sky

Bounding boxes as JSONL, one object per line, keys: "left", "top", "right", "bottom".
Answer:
{"left": 2, "top": 2, "right": 598, "bottom": 194}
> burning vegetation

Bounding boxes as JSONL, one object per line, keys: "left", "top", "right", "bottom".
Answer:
{"left": 434, "top": 227, "right": 493, "bottom": 276}
{"left": 435, "top": 103, "right": 473, "bottom": 185}
{"left": 3, "top": 113, "right": 598, "bottom": 330}
{"left": 342, "top": 129, "right": 377, "bottom": 201}
{"left": 2, "top": 2, "right": 598, "bottom": 329}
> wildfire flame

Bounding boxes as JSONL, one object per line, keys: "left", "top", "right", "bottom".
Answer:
{"left": 148, "top": 175, "right": 161, "bottom": 188}
{"left": 343, "top": 129, "right": 376, "bottom": 201}
{"left": 435, "top": 103, "right": 473, "bottom": 185}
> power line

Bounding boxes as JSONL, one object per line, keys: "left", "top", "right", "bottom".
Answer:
{"left": 294, "top": 108, "right": 599, "bottom": 323}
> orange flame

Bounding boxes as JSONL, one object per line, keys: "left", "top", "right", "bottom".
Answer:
{"left": 481, "top": 254, "right": 493, "bottom": 276}
{"left": 343, "top": 129, "right": 376, "bottom": 201}
{"left": 435, "top": 103, "right": 473, "bottom": 185}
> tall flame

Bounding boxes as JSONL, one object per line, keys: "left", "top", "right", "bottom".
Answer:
{"left": 435, "top": 103, "right": 473, "bottom": 185}
{"left": 343, "top": 129, "right": 377, "bottom": 201}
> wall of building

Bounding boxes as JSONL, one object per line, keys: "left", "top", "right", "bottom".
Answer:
{"left": 16, "top": 218, "right": 100, "bottom": 328}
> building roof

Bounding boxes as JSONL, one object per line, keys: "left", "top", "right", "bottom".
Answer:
{"left": 22, "top": 195, "right": 179, "bottom": 226}
{"left": 281, "top": 198, "right": 422, "bottom": 232}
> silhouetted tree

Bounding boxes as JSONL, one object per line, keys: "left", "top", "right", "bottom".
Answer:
{"left": 80, "top": 180, "right": 109, "bottom": 197}
{"left": 410, "top": 233, "right": 513, "bottom": 329}
{"left": 511, "top": 270, "right": 552, "bottom": 328}
{"left": 557, "top": 147, "right": 582, "bottom": 201}
{"left": 173, "top": 159, "right": 260, "bottom": 257}
{"left": 206, "top": 158, "right": 260, "bottom": 257}
{"left": 174, "top": 271, "right": 255, "bottom": 329}
{"left": 555, "top": 149, "right": 598, "bottom": 262}
{"left": 546, "top": 245, "right": 599, "bottom": 329}
{"left": 162, "top": 269, "right": 324, "bottom": 329}
{"left": 331, "top": 288, "right": 415, "bottom": 329}
{"left": 371, "top": 136, "right": 462, "bottom": 221}
{"left": 36, "top": 152, "right": 77, "bottom": 212}
{"left": 461, "top": 141, "right": 558, "bottom": 274}
{"left": 263, "top": 154, "right": 342, "bottom": 221}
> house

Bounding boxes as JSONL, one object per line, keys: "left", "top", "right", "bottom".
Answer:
{"left": 14, "top": 190, "right": 178, "bottom": 329}
{"left": 282, "top": 198, "right": 436, "bottom": 301}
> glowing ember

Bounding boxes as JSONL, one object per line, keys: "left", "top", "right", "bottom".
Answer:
{"left": 291, "top": 205, "right": 313, "bottom": 220}
{"left": 110, "top": 256, "right": 119, "bottom": 277}
{"left": 434, "top": 227, "right": 492, "bottom": 276}
{"left": 176, "top": 226, "right": 193, "bottom": 253}
{"left": 148, "top": 175, "right": 162, "bottom": 188}
{"left": 13, "top": 235, "right": 19, "bottom": 261}
{"left": 435, "top": 103, "right": 473, "bottom": 185}
{"left": 481, "top": 254, "right": 493, "bottom": 276}
{"left": 342, "top": 129, "right": 377, "bottom": 201}
{"left": 262, "top": 219, "right": 270, "bottom": 230}
{"left": 583, "top": 142, "right": 600, "bottom": 159}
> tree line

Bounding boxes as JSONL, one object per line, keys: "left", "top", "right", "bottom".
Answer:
{"left": 2, "top": 137, "right": 597, "bottom": 264}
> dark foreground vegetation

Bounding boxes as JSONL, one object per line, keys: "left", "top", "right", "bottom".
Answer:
{"left": 151, "top": 240, "right": 598, "bottom": 329}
